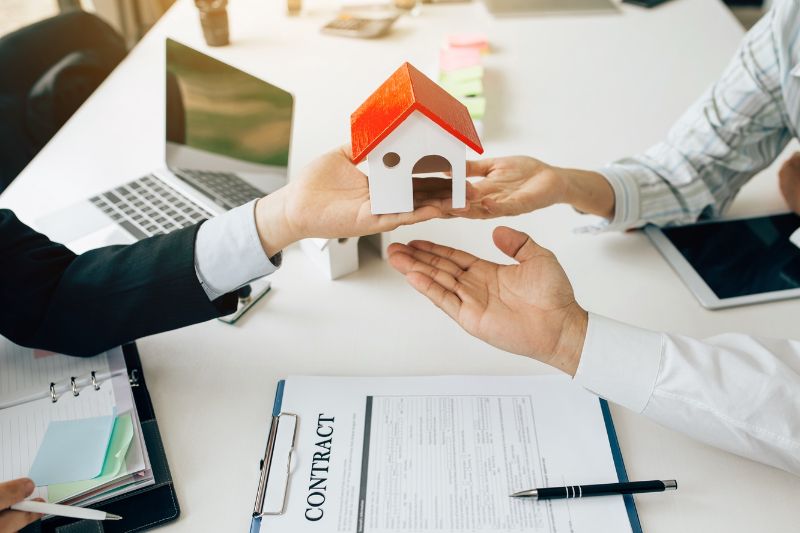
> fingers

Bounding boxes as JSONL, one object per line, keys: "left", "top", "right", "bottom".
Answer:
{"left": 380, "top": 205, "right": 442, "bottom": 227}
{"left": 387, "top": 243, "right": 466, "bottom": 294}
{"left": 387, "top": 243, "right": 461, "bottom": 275}
{"left": 464, "top": 181, "right": 480, "bottom": 201}
{"left": 405, "top": 271, "right": 462, "bottom": 320}
{"left": 338, "top": 144, "right": 354, "bottom": 160}
{"left": 0, "top": 479, "right": 34, "bottom": 511}
{"left": 466, "top": 159, "right": 494, "bottom": 177}
{"left": 414, "top": 178, "right": 486, "bottom": 218}
{"left": 492, "top": 226, "right": 551, "bottom": 262}
{"left": 0, "top": 479, "right": 40, "bottom": 533}
{"left": 0, "top": 509, "right": 42, "bottom": 532}
{"left": 404, "top": 240, "right": 480, "bottom": 270}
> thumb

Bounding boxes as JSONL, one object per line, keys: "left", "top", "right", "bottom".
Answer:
{"left": 492, "top": 226, "right": 550, "bottom": 262}
{"left": 338, "top": 144, "right": 354, "bottom": 161}
{"left": 0, "top": 478, "right": 35, "bottom": 510}
{"left": 466, "top": 159, "right": 493, "bottom": 177}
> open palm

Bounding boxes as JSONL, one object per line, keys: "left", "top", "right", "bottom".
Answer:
{"left": 387, "top": 226, "right": 586, "bottom": 375}
{"left": 452, "top": 156, "right": 567, "bottom": 219}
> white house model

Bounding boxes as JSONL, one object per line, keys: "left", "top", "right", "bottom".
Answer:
{"left": 351, "top": 62, "right": 484, "bottom": 215}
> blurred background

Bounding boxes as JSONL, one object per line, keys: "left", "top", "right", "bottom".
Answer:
{"left": 0, "top": 0, "right": 772, "bottom": 47}
{"left": 0, "top": 0, "right": 173, "bottom": 45}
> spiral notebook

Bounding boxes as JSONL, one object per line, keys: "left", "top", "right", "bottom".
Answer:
{"left": 0, "top": 340, "right": 154, "bottom": 506}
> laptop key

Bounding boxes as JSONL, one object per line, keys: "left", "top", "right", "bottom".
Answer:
{"left": 118, "top": 220, "right": 148, "bottom": 240}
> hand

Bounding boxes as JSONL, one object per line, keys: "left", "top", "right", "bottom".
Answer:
{"left": 429, "top": 156, "right": 615, "bottom": 220}
{"left": 0, "top": 479, "right": 42, "bottom": 532}
{"left": 459, "top": 157, "right": 567, "bottom": 218}
{"left": 387, "top": 226, "right": 588, "bottom": 375}
{"left": 779, "top": 152, "right": 800, "bottom": 215}
{"left": 254, "top": 146, "right": 448, "bottom": 256}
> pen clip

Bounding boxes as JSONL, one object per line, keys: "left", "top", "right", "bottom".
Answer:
{"left": 252, "top": 412, "right": 298, "bottom": 518}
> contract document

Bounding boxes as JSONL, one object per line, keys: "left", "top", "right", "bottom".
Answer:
{"left": 254, "top": 376, "right": 639, "bottom": 533}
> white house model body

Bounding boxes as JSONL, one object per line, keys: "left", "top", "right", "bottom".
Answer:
{"left": 300, "top": 237, "right": 360, "bottom": 280}
{"left": 366, "top": 111, "right": 468, "bottom": 215}
{"left": 351, "top": 62, "right": 484, "bottom": 216}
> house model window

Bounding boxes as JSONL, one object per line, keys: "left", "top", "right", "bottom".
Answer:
{"left": 350, "top": 62, "right": 484, "bottom": 215}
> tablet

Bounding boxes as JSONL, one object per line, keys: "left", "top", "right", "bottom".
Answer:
{"left": 644, "top": 213, "right": 800, "bottom": 309}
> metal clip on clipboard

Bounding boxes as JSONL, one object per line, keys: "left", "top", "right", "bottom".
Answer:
{"left": 252, "top": 413, "right": 299, "bottom": 520}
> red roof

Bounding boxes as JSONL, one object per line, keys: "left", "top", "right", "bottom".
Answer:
{"left": 350, "top": 62, "right": 484, "bottom": 163}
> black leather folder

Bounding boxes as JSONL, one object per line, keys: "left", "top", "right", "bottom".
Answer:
{"left": 23, "top": 343, "right": 180, "bottom": 533}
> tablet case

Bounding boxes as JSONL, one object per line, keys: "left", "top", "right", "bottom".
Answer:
{"left": 22, "top": 343, "right": 180, "bottom": 533}
{"left": 250, "top": 381, "right": 643, "bottom": 533}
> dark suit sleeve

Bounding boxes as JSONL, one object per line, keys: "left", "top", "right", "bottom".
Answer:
{"left": 0, "top": 209, "right": 238, "bottom": 356}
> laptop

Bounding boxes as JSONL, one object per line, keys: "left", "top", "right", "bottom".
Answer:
{"left": 482, "top": 0, "right": 618, "bottom": 17}
{"left": 37, "top": 38, "right": 294, "bottom": 253}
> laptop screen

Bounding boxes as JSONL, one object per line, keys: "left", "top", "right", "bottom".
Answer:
{"left": 165, "top": 38, "right": 293, "bottom": 176}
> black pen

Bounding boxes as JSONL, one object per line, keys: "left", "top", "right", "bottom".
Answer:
{"left": 510, "top": 479, "right": 678, "bottom": 500}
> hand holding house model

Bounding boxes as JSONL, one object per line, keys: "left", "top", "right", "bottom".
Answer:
{"left": 351, "top": 62, "right": 484, "bottom": 215}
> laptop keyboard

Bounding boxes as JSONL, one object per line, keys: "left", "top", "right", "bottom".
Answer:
{"left": 90, "top": 174, "right": 213, "bottom": 240}
{"left": 173, "top": 169, "right": 264, "bottom": 210}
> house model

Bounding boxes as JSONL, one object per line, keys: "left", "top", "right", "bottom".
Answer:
{"left": 351, "top": 62, "right": 484, "bottom": 215}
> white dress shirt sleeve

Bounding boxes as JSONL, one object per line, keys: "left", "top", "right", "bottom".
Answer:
{"left": 194, "top": 200, "right": 281, "bottom": 301}
{"left": 574, "top": 313, "right": 800, "bottom": 476}
{"left": 588, "top": 2, "right": 795, "bottom": 232}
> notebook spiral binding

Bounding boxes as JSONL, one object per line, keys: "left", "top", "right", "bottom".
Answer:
{"left": 48, "top": 370, "right": 114, "bottom": 403}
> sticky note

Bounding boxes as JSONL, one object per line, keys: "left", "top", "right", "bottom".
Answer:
{"left": 440, "top": 47, "right": 482, "bottom": 72}
{"left": 29, "top": 415, "right": 115, "bottom": 486}
{"left": 459, "top": 96, "right": 486, "bottom": 119}
{"left": 46, "top": 414, "right": 134, "bottom": 502}
{"left": 439, "top": 66, "right": 484, "bottom": 85}
{"left": 446, "top": 33, "right": 489, "bottom": 53}
{"left": 441, "top": 78, "right": 484, "bottom": 98}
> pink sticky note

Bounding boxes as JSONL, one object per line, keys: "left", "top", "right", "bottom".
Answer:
{"left": 446, "top": 33, "right": 489, "bottom": 53}
{"left": 440, "top": 47, "right": 482, "bottom": 72}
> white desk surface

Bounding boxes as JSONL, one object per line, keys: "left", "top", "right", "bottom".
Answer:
{"left": 3, "top": 0, "right": 799, "bottom": 531}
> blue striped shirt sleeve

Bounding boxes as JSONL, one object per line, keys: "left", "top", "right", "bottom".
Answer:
{"left": 595, "top": 4, "right": 793, "bottom": 231}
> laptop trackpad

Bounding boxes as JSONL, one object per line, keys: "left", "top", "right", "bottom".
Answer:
{"left": 67, "top": 224, "right": 136, "bottom": 254}
{"left": 36, "top": 203, "right": 135, "bottom": 253}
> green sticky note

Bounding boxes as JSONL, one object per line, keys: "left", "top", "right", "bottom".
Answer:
{"left": 459, "top": 96, "right": 486, "bottom": 119}
{"left": 439, "top": 66, "right": 484, "bottom": 85}
{"left": 47, "top": 414, "right": 134, "bottom": 503}
{"left": 442, "top": 78, "right": 484, "bottom": 98}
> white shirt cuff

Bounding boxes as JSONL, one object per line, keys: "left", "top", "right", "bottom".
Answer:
{"left": 576, "top": 164, "right": 643, "bottom": 234}
{"left": 573, "top": 313, "right": 664, "bottom": 413}
{"left": 194, "top": 200, "right": 281, "bottom": 300}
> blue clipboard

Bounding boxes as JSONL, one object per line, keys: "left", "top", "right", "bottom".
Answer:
{"left": 250, "top": 380, "right": 290, "bottom": 533}
{"left": 600, "top": 398, "right": 643, "bottom": 533}
{"left": 250, "top": 381, "right": 642, "bottom": 533}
